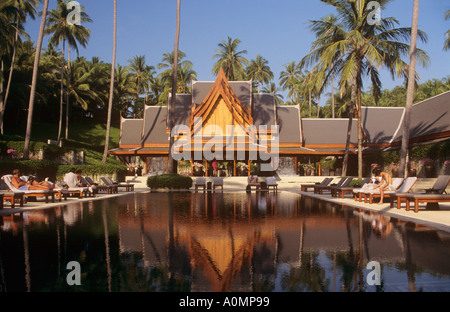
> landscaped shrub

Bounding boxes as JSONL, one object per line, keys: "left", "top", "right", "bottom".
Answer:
{"left": 56, "top": 164, "right": 127, "bottom": 181}
{"left": 0, "top": 159, "right": 59, "bottom": 181}
{"left": 147, "top": 174, "right": 193, "bottom": 190}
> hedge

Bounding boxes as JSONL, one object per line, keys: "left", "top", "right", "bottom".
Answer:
{"left": 147, "top": 174, "right": 193, "bottom": 190}
{"left": 0, "top": 160, "right": 126, "bottom": 183}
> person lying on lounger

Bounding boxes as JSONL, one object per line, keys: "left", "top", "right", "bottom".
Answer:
{"left": 372, "top": 167, "right": 395, "bottom": 205}
{"left": 11, "top": 169, "right": 54, "bottom": 191}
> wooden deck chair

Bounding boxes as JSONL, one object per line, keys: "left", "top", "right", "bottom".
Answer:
{"left": 106, "top": 177, "right": 134, "bottom": 192}
{"left": 85, "top": 176, "right": 115, "bottom": 194}
{"left": 314, "top": 177, "right": 348, "bottom": 195}
{"left": 2, "top": 175, "right": 57, "bottom": 204}
{"left": 360, "top": 177, "right": 405, "bottom": 204}
{"left": 394, "top": 175, "right": 450, "bottom": 212}
{"left": 194, "top": 178, "right": 206, "bottom": 191}
{"left": 300, "top": 177, "right": 333, "bottom": 192}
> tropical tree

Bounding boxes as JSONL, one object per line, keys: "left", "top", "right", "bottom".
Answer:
{"left": 444, "top": 10, "right": 450, "bottom": 51}
{"left": 0, "top": 0, "right": 17, "bottom": 134}
{"left": 399, "top": 0, "right": 420, "bottom": 178}
{"left": 44, "top": 0, "right": 91, "bottom": 143}
{"left": 23, "top": 0, "right": 49, "bottom": 159}
{"left": 279, "top": 61, "right": 302, "bottom": 104}
{"left": 262, "top": 82, "right": 284, "bottom": 106}
{"left": 301, "top": 0, "right": 429, "bottom": 177}
{"left": 2, "top": 0, "right": 39, "bottom": 135}
{"left": 127, "top": 55, "right": 155, "bottom": 116}
{"left": 102, "top": 0, "right": 117, "bottom": 163}
{"left": 157, "top": 50, "right": 196, "bottom": 94}
{"left": 212, "top": 36, "right": 248, "bottom": 81}
{"left": 246, "top": 54, "right": 274, "bottom": 93}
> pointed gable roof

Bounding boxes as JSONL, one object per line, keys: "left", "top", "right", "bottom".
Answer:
{"left": 189, "top": 68, "right": 253, "bottom": 133}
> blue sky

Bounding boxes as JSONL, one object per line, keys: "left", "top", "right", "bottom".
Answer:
{"left": 25, "top": 0, "right": 450, "bottom": 102}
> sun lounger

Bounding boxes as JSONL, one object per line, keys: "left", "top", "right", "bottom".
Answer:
{"left": 80, "top": 177, "right": 97, "bottom": 195}
{"left": 85, "top": 176, "right": 115, "bottom": 194}
{"left": 105, "top": 177, "right": 134, "bottom": 192}
{"left": 329, "top": 177, "right": 356, "bottom": 196}
{"left": 300, "top": 177, "right": 333, "bottom": 192}
{"left": 266, "top": 177, "right": 278, "bottom": 191}
{"left": 194, "top": 178, "right": 206, "bottom": 191}
{"left": 2, "top": 175, "right": 57, "bottom": 204}
{"left": 211, "top": 177, "right": 224, "bottom": 191}
{"left": 333, "top": 177, "right": 371, "bottom": 198}
{"left": 359, "top": 177, "right": 405, "bottom": 204}
{"left": 393, "top": 175, "right": 450, "bottom": 212}
{"left": 314, "top": 177, "right": 349, "bottom": 195}
{"left": 247, "top": 175, "right": 261, "bottom": 190}
{"left": 0, "top": 190, "right": 25, "bottom": 208}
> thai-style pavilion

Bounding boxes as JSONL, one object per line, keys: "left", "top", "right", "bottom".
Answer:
{"left": 109, "top": 68, "right": 450, "bottom": 176}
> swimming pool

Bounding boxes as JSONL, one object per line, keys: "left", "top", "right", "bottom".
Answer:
{"left": 1, "top": 191, "right": 450, "bottom": 292}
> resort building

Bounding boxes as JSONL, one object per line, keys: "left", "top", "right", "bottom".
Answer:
{"left": 109, "top": 68, "right": 450, "bottom": 176}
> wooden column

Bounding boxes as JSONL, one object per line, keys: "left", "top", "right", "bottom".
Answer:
{"left": 233, "top": 158, "right": 236, "bottom": 176}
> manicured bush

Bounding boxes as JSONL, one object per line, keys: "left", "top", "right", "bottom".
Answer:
{"left": 0, "top": 159, "right": 59, "bottom": 181}
{"left": 147, "top": 174, "right": 193, "bottom": 190}
{"left": 56, "top": 164, "right": 127, "bottom": 181}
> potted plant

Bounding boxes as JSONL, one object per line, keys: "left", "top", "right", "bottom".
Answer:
{"left": 193, "top": 162, "right": 204, "bottom": 176}
{"left": 421, "top": 158, "right": 435, "bottom": 178}
{"left": 407, "top": 161, "right": 418, "bottom": 177}
{"left": 389, "top": 162, "right": 399, "bottom": 177}
{"left": 444, "top": 160, "right": 450, "bottom": 174}
{"left": 236, "top": 162, "right": 249, "bottom": 176}
{"left": 303, "top": 163, "right": 315, "bottom": 176}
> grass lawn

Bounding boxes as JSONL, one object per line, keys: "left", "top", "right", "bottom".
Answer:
{"left": 1, "top": 122, "right": 121, "bottom": 165}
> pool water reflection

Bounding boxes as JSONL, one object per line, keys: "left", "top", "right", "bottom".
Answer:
{"left": 1, "top": 191, "right": 450, "bottom": 292}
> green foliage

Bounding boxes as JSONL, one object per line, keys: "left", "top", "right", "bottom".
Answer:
{"left": 0, "top": 159, "right": 59, "bottom": 181}
{"left": 56, "top": 164, "right": 127, "bottom": 181}
{"left": 147, "top": 174, "right": 193, "bottom": 190}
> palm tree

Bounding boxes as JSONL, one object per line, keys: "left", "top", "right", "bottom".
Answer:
{"left": 23, "top": 0, "right": 49, "bottom": 159}
{"left": 102, "top": 0, "right": 117, "bottom": 164}
{"left": 399, "top": 0, "right": 420, "bottom": 178}
{"left": 45, "top": 0, "right": 91, "bottom": 143}
{"left": 246, "top": 54, "right": 274, "bottom": 93}
{"left": 2, "top": 0, "right": 39, "bottom": 135}
{"left": 301, "top": 0, "right": 429, "bottom": 177}
{"left": 445, "top": 10, "right": 450, "bottom": 51}
{"left": 262, "top": 82, "right": 284, "bottom": 106}
{"left": 157, "top": 50, "right": 196, "bottom": 94}
{"left": 0, "top": 0, "right": 17, "bottom": 135}
{"left": 212, "top": 36, "right": 248, "bottom": 81}
{"left": 168, "top": 0, "right": 181, "bottom": 174}
{"left": 279, "top": 61, "right": 301, "bottom": 103}
{"left": 127, "top": 55, "right": 155, "bottom": 116}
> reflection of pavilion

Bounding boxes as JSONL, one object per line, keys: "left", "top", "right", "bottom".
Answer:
{"left": 117, "top": 193, "right": 450, "bottom": 292}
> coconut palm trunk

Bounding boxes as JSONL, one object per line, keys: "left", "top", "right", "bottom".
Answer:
{"left": 65, "top": 44, "right": 71, "bottom": 140}
{"left": 102, "top": 0, "right": 117, "bottom": 164}
{"left": 57, "top": 39, "right": 65, "bottom": 144}
{"left": 1, "top": 12, "right": 20, "bottom": 135}
{"left": 342, "top": 78, "right": 357, "bottom": 176}
{"left": 399, "top": 0, "right": 420, "bottom": 178}
{"left": 23, "top": 0, "right": 49, "bottom": 159}
{"left": 168, "top": 0, "right": 181, "bottom": 174}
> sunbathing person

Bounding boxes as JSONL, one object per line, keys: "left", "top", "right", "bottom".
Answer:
{"left": 372, "top": 167, "right": 395, "bottom": 205}
{"left": 11, "top": 169, "right": 54, "bottom": 191}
